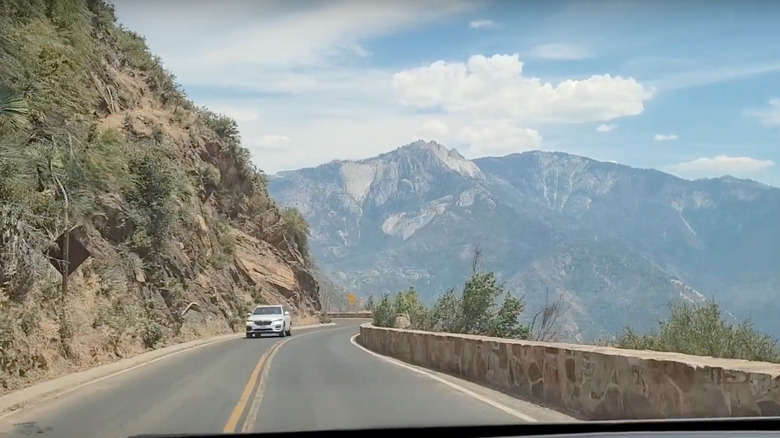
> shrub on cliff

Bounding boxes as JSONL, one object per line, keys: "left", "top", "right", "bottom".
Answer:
{"left": 615, "top": 300, "right": 780, "bottom": 363}
{"left": 281, "top": 207, "right": 311, "bottom": 263}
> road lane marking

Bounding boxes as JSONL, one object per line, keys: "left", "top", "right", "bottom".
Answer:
{"left": 349, "top": 334, "right": 538, "bottom": 423}
{"left": 225, "top": 327, "right": 331, "bottom": 433}
{"left": 241, "top": 337, "right": 288, "bottom": 432}
{"left": 222, "top": 342, "right": 277, "bottom": 434}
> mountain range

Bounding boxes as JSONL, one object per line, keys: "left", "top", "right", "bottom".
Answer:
{"left": 268, "top": 140, "right": 780, "bottom": 341}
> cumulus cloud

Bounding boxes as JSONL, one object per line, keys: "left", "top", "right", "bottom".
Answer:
{"left": 469, "top": 19, "right": 495, "bottom": 29}
{"left": 596, "top": 124, "right": 616, "bottom": 132}
{"left": 654, "top": 134, "right": 678, "bottom": 141}
{"left": 392, "top": 54, "right": 653, "bottom": 124}
{"left": 746, "top": 98, "right": 780, "bottom": 126}
{"left": 666, "top": 156, "right": 775, "bottom": 177}
{"left": 528, "top": 43, "right": 592, "bottom": 60}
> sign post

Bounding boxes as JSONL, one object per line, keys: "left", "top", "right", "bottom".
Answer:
{"left": 347, "top": 293, "right": 356, "bottom": 311}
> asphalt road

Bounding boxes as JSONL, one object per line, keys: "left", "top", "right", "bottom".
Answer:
{"left": 0, "top": 320, "right": 573, "bottom": 437}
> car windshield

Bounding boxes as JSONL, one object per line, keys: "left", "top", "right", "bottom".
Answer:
{"left": 252, "top": 307, "right": 282, "bottom": 315}
{"left": 2, "top": 1, "right": 780, "bottom": 437}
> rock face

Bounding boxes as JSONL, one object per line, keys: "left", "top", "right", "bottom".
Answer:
{"left": 0, "top": 1, "right": 319, "bottom": 394}
{"left": 269, "top": 140, "right": 780, "bottom": 341}
{"left": 359, "top": 324, "right": 780, "bottom": 420}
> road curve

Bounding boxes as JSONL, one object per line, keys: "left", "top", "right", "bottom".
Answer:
{"left": 0, "top": 320, "right": 573, "bottom": 437}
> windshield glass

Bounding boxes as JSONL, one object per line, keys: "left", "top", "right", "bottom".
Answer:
{"left": 253, "top": 307, "right": 282, "bottom": 315}
{"left": 1, "top": 0, "right": 779, "bottom": 437}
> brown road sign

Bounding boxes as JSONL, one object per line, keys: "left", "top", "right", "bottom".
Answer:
{"left": 47, "top": 226, "right": 91, "bottom": 277}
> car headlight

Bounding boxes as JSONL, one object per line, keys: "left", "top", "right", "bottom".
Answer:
{"left": 272, "top": 318, "right": 283, "bottom": 323}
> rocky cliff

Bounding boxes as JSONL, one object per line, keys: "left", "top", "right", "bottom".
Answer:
{"left": 0, "top": 0, "right": 319, "bottom": 394}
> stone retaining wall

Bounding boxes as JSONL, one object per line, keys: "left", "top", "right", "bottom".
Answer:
{"left": 358, "top": 323, "right": 780, "bottom": 420}
{"left": 326, "top": 311, "right": 373, "bottom": 319}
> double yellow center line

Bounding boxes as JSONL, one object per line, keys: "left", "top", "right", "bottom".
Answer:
{"left": 222, "top": 337, "right": 292, "bottom": 433}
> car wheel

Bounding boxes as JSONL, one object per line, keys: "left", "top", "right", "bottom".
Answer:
{"left": 279, "top": 328, "right": 286, "bottom": 337}
{"left": 246, "top": 333, "right": 254, "bottom": 339}
{"left": 285, "top": 327, "right": 292, "bottom": 336}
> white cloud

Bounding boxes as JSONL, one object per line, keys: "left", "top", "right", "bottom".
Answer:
{"left": 392, "top": 53, "right": 653, "bottom": 124}
{"left": 113, "top": 0, "right": 476, "bottom": 85}
{"left": 458, "top": 121, "right": 542, "bottom": 156}
{"left": 420, "top": 119, "right": 449, "bottom": 137}
{"left": 596, "top": 124, "right": 616, "bottom": 132}
{"left": 204, "top": 102, "right": 259, "bottom": 122}
{"left": 333, "top": 43, "right": 372, "bottom": 58}
{"left": 666, "top": 156, "right": 775, "bottom": 177}
{"left": 654, "top": 134, "right": 678, "bottom": 141}
{"left": 257, "top": 135, "right": 291, "bottom": 145}
{"left": 527, "top": 43, "right": 592, "bottom": 60}
{"left": 746, "top": 98, "right": 780, "bottom": 126}
{"left": 469, "top": 19, "right": 495, "bottom": 29}
{"left": 645, "top": 62, "right": 780, "bottom": 92}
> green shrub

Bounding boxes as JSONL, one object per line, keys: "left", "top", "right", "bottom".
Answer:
{"left": 281, "top": 207, "right": 311, "bottom": 262}
{"left": 125, "top": 147, "right": 182, "bottom": 256}
{"left": 373, "top": 272, "right": 530, "bottom": 340}
{"left": 372, "top": 293, "right": 396, "bottom": 327}
{"left": 424, "top": 288, "right": 461, "bottom": 332}
{"left": 140, "top": 320, "right": 163, "bottom": 349}
{"left": 393, "top": 287, "right": 427, "bottom": 328}
{"left": 615, "top": 300, "right": 780, "bottom": 363}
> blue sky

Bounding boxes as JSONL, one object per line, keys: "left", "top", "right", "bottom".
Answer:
{"left": 112, "top": 0, "right": 780, "bottom": 185}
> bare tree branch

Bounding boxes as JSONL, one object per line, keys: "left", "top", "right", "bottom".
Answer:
{"left": 471, "top": 242, "right": 482, "bottom": 275}
{"left": 531, "top": 288, "right": 567, "bottom": 342}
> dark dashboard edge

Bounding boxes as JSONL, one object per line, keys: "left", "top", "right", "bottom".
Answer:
{"left": 129, "top": 417, "right": 780, "bottom": 438}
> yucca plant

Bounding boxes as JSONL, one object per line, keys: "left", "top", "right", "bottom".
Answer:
{"left": 0, "top": 90, "right": 29, "bottom": 131}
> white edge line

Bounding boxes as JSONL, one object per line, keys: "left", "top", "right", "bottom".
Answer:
{"left": 349, "top": 334, "right": 538, "bottom": 423}
{"left": 0, "top": 323, "right": 337, "bottom": 419}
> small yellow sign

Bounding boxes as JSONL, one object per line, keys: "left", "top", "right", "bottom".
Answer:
{"left": 347, "top": 293, "right": 356, "bottom": 305}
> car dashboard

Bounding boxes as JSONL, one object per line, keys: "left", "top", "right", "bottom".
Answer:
{"left": 130, "top": 418, "right": 780, "bottom": 438}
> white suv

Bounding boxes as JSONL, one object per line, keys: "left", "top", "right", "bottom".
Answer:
{"left": 245, "top": 305, "right": 292, "bottom": 338}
